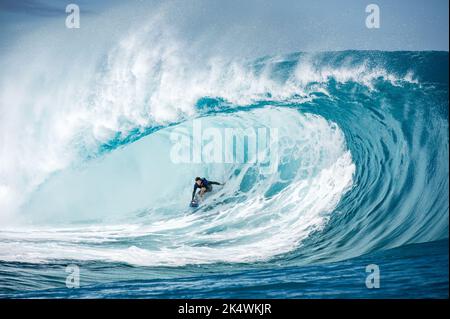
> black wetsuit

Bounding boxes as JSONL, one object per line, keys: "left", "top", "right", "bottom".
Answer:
{"left": 192, "top": 178, "right": 221, "bottom": 201}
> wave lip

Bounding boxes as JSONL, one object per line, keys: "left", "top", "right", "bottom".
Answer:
{"left": 0, "top": 39, "right": 427, "bottom": 225}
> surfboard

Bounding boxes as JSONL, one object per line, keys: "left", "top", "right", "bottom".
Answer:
{"left": 189, "top": 200, "right": 199, "bottom": 208}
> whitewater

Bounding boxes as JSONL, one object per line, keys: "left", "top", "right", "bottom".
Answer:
{"left": 0, "top": 4, "right": 448, "bottom": 298}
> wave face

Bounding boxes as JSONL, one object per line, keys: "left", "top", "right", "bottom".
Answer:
{"left": 0, "top": 10, "right": 448, "bottom": 271}
{"left": 2, "top": 107, "right": 356, "bottom": 266}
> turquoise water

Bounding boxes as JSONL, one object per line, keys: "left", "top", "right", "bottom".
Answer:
{"left": 0, "top": 49, "right": 448, "bottom": 298}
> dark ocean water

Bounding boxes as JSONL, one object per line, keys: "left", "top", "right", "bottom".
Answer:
{"left": 0, "top": 240, "right": 447, "bottom": 298}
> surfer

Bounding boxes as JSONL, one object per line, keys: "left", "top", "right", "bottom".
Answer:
{"left": 191, "top": 177, "right": 223, "bottom": 202}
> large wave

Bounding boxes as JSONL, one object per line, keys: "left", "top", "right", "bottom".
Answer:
{"left": 0, "top": 5, "right": 448, "bottom": 267}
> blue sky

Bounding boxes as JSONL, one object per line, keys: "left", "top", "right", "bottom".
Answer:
{"left": 0, "top": 0, "right": 448, "bottom": 53}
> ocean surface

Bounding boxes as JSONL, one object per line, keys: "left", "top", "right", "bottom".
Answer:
{"left": 0, "top": 12, "right": 448, "bottom": 298}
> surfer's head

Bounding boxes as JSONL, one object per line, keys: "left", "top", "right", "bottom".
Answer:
{"left": 195, "top": 177, "right": 202, "bottom": 185}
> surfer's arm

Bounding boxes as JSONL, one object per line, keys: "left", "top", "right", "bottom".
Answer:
{"left": 192, "top": 185, "right": 198, "bottom": 201}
